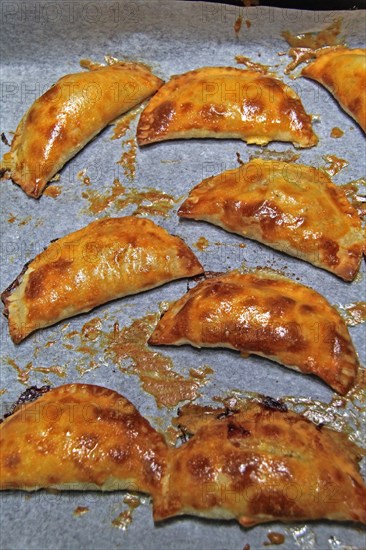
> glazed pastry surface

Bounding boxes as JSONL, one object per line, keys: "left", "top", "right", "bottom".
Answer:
{"left": 1, "top": 62, "right": 163, "bottom": 197}
{"left": 302, "top": 47, "right": 366, "bottom": 132}
{"left": 154, "top": 400, "right": 366, "bottom": 526}
{"left": 179, "top": 159, "right": 365, "bottom": 281}
{"left": 0, "top": 384, "right": 169, "bottom": 493}
{"left": 1, "top": 217, "right": 203, "bottom": 343}
{"left": 1, "top": 385, "right": 365, "bottom": 528}
{"left": 149, "top": 271, "right": 359, "bottom": 394}
{"left": 137, "top": 67, "right": 318, "bottom": 147}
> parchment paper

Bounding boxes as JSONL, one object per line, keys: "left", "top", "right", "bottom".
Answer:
{"left": 0, "top": 2, "right": 365, "bottom": 549}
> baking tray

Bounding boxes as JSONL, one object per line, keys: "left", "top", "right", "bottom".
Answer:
{"left": 0, "top": 1, "right": 365, "bottom": 549}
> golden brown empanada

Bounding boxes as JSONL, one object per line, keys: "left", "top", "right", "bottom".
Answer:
{"left": 154, "top": 399, "right": 366, "bottom": 526}
{"left": 0, "top": 384, "right": 169, "bottom": 492}
{"left": 179, "top": 159, "right": 365, "bottom": 281}
{"left": 2, "top": 385, "right": 365, "bottom": 527}
{"left": 0, "top": 62, "right": 163, "bottom": 197}
{"left": 149, "top": 271, "right": 359, "bottom": 394}
{"left": 1, "top": 216, "right": 203, "bottom": 343}
{"left": 302, "top": 47, "right": 366, "bottom": 132}
{"left": 137, "top": 67, "right": 318, "bottom": 147}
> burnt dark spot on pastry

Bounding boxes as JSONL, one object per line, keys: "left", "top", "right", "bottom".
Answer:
{"left": 187, "top": 455, "right": 214, "bottom": 481}
{"left": 1, "top": 260, "right": 31, "bottom": 315}
{"left": 176, "top": 425, "right": 193, "bottom": 442}
{"left": 150, "top": 100, "right": 175, "bottom": 136}
{"left": 227, "top": 422, "right": 251, "bottom": 439}
{"left": 319, "top": 238, "right": 340, "bottom": 266}
{"left": 262, "top": 396, "right": 288, "bottom": 413}
{"left": 4, "top": 453, "right": 21, "bottom": 469}
{"left": 1, "top": 132, "right": 10, "bottom": 146}
{"left": 2, "top": 385, "right": 51, "bottom": 421}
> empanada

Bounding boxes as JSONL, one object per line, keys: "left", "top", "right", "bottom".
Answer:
{"left": 1, "top": 62, "right": 163, "bottom": 197}
{"left": 302, "top": 47, "right": 366, "bottom": 132}
{"left": 178, "top": 159, "right": 365, "bottom": 281}
{"left": 2, "top": 385, "right": 365, "bottom": 528}
{"left": 0, "top": 384, "right": 169, "bottom": 492}
{"left": 154, "top": 399, "right": 366, "bottom": 526}
{"left": 149, "top": 271, "right": 359, "bottom": 394}
{"left": 137, "top": 67, "right": 318, "bottom": 147}
{"left": 1, "top": 217, "right": 203, "bottom": 343}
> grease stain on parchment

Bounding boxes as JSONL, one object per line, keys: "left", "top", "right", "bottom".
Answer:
{"left": 4, "top": 358, "right": 67, "bottom": 385}
{"left": 282, "top": 19, "right": 342, "bottom": 49}
{"left": 111, "top": 493, "right": 143, "bottom": 531}
{"left": 81, "top": 177, "right": 178, "bottom": 217}
{"left": 117, "top": 138, "right": 137, "bottom": 180}
{"left": 44, "top": 185, "right": 62, "bottom": 198}
{"left": 111, "top": 109, "right": 141, "bottom": 140}
{"left": 282, "top": 20, "right": 343, "bottom": 75}
{"left": 60, "top": 313, "right": 213, "bottom": 409}
{"left": 330, "top": 127, "right": 344, "bottom": 139}
{"left": 73, "top": 506, "right": 89, "bottom": 517}
{"left": 322, "top": 154, "right": 349, "bottom": 177}
{"left": 235, "top": 55, "right": 270, "bottom": 73}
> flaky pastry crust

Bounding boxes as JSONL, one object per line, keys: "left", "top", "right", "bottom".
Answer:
{"left": 1, "top": 385, "right": 365, "bottom": 527}
{"left": 137, "top": 67, "right": 318, "bottom": 147}
{"left": 1, "top": 62, "right": 163, "bottom": 197}
{"left": 302, "top": 47, "right": 366, "bottom": 132}
{"left": 149, "top": 271, "right": 359, "bottom": 394}
{"left": 1, "top": 217, "right": 203, "bottom": 343}
{"left": 179, "top": 159, "right": 365, "bottom": 281}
